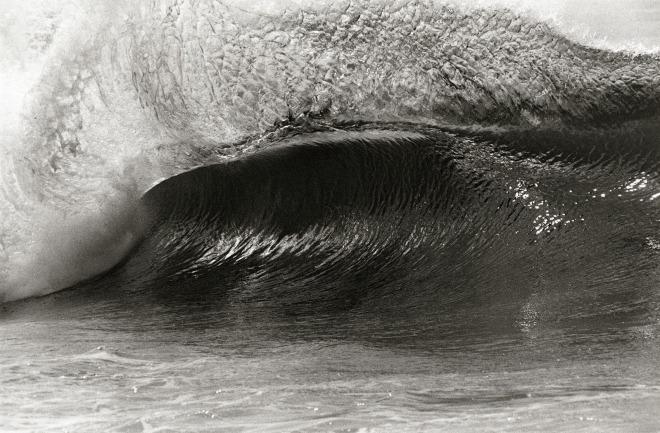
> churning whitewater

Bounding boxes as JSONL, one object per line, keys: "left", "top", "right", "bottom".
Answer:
{"left": 0, "top": 0, "right": 659, "bottom": 431}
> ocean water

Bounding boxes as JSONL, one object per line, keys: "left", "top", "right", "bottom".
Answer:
{"left": 1, "top": 0, "right": 659, "bottom": 431}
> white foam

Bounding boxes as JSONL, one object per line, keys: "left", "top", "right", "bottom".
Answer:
{"left": 1, "top": 195, "right": 149, "bottom": 302}
{"left": 223, "top": 0, "right": 660, "bottom": 52}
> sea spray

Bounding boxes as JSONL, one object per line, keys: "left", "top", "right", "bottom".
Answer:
{"left": 1, "top": 191, "right": 150, "bottom": 302}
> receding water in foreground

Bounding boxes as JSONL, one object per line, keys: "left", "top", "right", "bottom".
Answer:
{"left": 1, "top": 319, "right": 658, "bottom": 432}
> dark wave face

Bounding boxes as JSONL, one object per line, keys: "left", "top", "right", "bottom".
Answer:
{"left": 120, "top": 129, "right": 497, "bottom": 311}
{"left": 21, "top": 120, "right": 653, "bottom": 349}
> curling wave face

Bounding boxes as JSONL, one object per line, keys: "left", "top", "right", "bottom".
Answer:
{"left": 31, "top": 122, "right": 650, "bottom": 340}
{"left": 0, "top": 0, "right": 659, "bottom": 309}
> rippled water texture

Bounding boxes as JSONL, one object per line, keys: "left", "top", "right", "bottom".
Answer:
{"left": 1, "top": 0, "right": 659, "bottom": 431}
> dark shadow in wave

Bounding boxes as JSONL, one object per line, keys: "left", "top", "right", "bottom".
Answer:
{"left": 1, "top": 124, "right": 658, "bottom": 353}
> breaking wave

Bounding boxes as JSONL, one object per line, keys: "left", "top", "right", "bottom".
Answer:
{"left": 0, "top": 0, "right": 659, "bottom": 322}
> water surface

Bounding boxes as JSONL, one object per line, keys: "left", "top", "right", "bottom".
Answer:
{"left": 1, "top": 1, "right": 659, "bottom": 431}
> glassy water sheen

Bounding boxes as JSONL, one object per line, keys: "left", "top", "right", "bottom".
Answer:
{"left": 1, "top": 0, "right": 659, "bottom": 431}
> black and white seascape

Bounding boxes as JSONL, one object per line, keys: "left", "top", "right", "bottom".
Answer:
{"left": 1, "top": 0, "right": 659, "bottom": 431}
